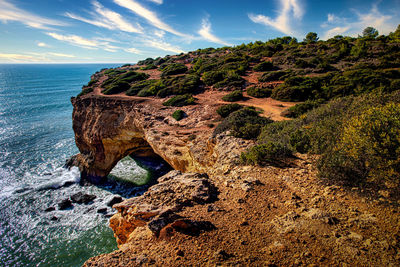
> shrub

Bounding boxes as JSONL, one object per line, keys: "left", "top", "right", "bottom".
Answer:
{"left": 253, "top": 61, "right": 274, "bottom": 71}
{"left": 141, "top": 64, "right": 157, "bottom": 70}
{"left": 240, "top": 142, "right": 292, "bottom": 165}
{"left": 202, "top": 70, "right": 226, "bottom": 86}
{"left": 222, "top": 90, "right": 243, "bottom": 102}
{"left": 126, "top": 80, "right": 158, "bottom": 96}
{"left": 157, "top": 74, "right": 200, "bottom": 97}
{"left": 118, "top": 71, "right": 149, "bottom": 83}
{"left": 102, "top": 81, "right": 130, "bottom": 95}
{"left": 163, "top": 94, "right": 195, "bottom": 107}
{"left": 77, "top": 87, "right": 93, "bottom": 97}
{"left": 247, "top": 86, "right": 272, "bottom": 98}
{"left": 137, "top": 80, "right": 165, "bottom": 97}
{"left": 160, "top": 63, "right": 188, "bottom": 76}
{"left": 216, "top": 103, "right": 243, "bottom": 118}
{"left": 281, "top": 100, "right": 323, "bottom": 118}
{"left": 214, "top": 108, "right": 272, "bottom": 139}
{"left": 259, "top": 71, "right": 290, "bottom": 82}
{"left": 318, "top": 103, "right": 400, "bottom": 183}
{"left": 172, "top": 110, "right": 186, "bottom": 121}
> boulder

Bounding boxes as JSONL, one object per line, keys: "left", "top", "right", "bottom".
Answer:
{"left": 71, "top": 192, "right": 96, "bottom": 204}
{"left": 58, "top": 199, "right": 73, "bottom": 210}
{"left": 107, "top": 196, "right": 123, "bottom": 207}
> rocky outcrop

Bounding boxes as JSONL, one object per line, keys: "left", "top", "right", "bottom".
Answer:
{"left": 70, "top": 95, "right": 222, "bottom": 182}
{"left": 110, "top": 171, "right": 217, "bottom": 245}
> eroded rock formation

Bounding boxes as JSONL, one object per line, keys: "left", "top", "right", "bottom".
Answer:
{"left": 70, "top": 95, "right": 222, "bottom": 182}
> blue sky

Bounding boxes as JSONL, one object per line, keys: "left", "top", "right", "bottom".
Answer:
{"left": 0, "top": 0, "right": 399, "bottom": 63}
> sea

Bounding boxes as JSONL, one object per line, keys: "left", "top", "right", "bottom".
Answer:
{"left": 0, "top": 64, "right": 159, "bottom": 266}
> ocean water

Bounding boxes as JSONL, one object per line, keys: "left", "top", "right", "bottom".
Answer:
{"left": 0, "top": 64, "right": 155, "bottom": 266}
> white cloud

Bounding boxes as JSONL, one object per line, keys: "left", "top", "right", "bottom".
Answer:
{"left": 321, "top": 5, "right": 397, "bottom": 39}
{"left": 154, "top": 30, "right": 165, "bottom": 38}
{"left": 37, "top": 42, "right": 49, "bottom": 47}
{"left": 148, "top": 0, "right": 163, "bottom": 4}
{"left": 0, "top": 0, "right": 64, "bottom": 30}
{"left": 46, "top": 32, "right": 122, "bottom": 52}
{"left": 145, "top": 39, "right": 184, "bottom": 54}
{"left": 0, "top": 53, "right": 42, "bottom": 62}
{"left": 65, "top": 1, "right": 142, "bottom": 34}
{"left": 125, "top": 47, "right": 142, "bottom": 54}
{"left": 47, "top": 32, "right": 98, "bottom": 48}
{"left": 114, "top": 0, "right": 189, "bottom": 37}
{"left": 48, "top": 52, "right": 75, "bottom": 58}
{"left": 248, "top": 0, "right": 304, "bottom": 35}
{"left": 198, "top": 17, "right": 232, "bottom": 46}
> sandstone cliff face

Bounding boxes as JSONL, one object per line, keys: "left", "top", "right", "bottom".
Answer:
{"left": 71, "top": 95, "right": 223, "bottom": 181}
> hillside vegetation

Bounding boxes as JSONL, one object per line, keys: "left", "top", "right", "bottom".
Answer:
{"left": 79, "top": 25, "right": 400, "bottom": 192}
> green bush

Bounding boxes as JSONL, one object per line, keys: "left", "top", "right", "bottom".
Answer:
{"left": 77, "top": 87, "right": 94, "bottom": 97}
{"left": 172, "top": 110, "right": 186, "bottom": 121}
{"left": 157, "top": 74, "right": 200, "bottom": 97}
{"left": 253, "top": 61, "right": 274, "bottom": 71}
{"left": 163, "top": 94, "right": 195, "bottom": 107}
{"left": 222, "top": 90, "right": 243, "bottom": 102}
{"left": 214, "top": 108, "right": 272, "bottom": 139}
{"left": 141, "top": 64, "right": 157, "bottom": 70}
{"left": 118, "top": 71, "right": 149, "bottom": 83}
{"left": 102, "top": 81, "right": 130, "bottom": 95}
{"left": 160, "top": 63, "right": 188, "bottom": 76}
{"left": 216, "top": 103, "right": 243, "bottom": 118}
{"left": 246, "top": 86, "right": 272, "bottom": 98}
{"left": 259, "top": 71, "right": 290, "bottom": 82}
{"left": 281, "top": 100, "right": 323, "bottom": 118}
{"left": 240, "top": 142, "right": 292, "bottom": 165}
{"left": 202, "top": 70, "right": 244, "bottom": 89}
{"left": 318, "top": 103, "right": 400, "bottom": 183}
{"left": 126, "top": 80, "right": 158, "bottom": 96}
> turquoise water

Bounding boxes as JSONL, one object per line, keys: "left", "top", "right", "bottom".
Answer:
{"left": 0, "top": 64, "right": 150, "bottom": 266}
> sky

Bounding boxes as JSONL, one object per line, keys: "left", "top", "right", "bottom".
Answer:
{"left": 0, "top": 0, "right": 399, "bottom": 63}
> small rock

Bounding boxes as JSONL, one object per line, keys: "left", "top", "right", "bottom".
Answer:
{"left": 50, "top": 216, "right": 58, "bottom": 221}
{"left": 71, "top": 192, "right": 96, "bottom": 204}
{"left": 214, "top": 249, "right": 231, "bottom": 261}
{"left": 58, "top": 199, "right": 73, "bottom": 210}
{"left": 237, "top": 198, "right": 245, "bottom": 203}
{"left": 107, "top": 196, "right": 123, "bottom": 207}
{"left": 44, "top": 207, "right": 55, "bottom": 212}
{"left": 97, "top": 208, "right": 107, "bottom": 214}
{"left": 240, "top": 220, "right": 249, "bottom": 226}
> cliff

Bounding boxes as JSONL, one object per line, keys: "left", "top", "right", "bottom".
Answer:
{"left": 70, "top": 94, "right": 225, "bottom": 182}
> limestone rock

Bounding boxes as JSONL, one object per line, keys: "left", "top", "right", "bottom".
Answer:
{"left": 109, "top": 171, "right": 217, "bottom": 245}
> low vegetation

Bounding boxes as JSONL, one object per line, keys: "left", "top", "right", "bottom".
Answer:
{"left": 163, "top": 94, "right": 195, "bottom": 107}
{"left": 221, "top": 90, "right": 243, "bottom": 102}
{"left": 172, "top": 110, "right": 186, "bottom": 121}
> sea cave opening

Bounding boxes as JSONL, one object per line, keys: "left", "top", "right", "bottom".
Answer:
{"left": 102, "top": 140, "right": 172, "bottom": 198}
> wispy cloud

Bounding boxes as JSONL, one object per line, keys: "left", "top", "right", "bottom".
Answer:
{"left": 65, "top": 1, "right": 142, "bottom": 34}
{"left": 46, "top": 32, "right": 122, "bottom": 52}
{"left": 248, "top": 0, "right": 304, "bottom": 36}
{"left": 147, "top": 0, "right": 163, "bottom": 4}
{"left": 145, "top": 39, "right": 184, "bottom": 54}
{"left": 37, "top": 42, "right": 49, "bottom": 47}
{"left": 113, "top": 0, "right": 188, "bottom": 37}
{"left": 48, "top": 52, "right": 75, "bottom": 58}
{"left": 0, "top": 0, "right": 64, "bottom": 30}
{"left": 0, "top": 53, "right": 42, "bottom": 62}
{"left": 198, "top": 17, "right": 232, "bottom": 46}
{"left": 47, "top": 32, "right": 98, "bottom": 48}
{"left": 125, "top": 47, "right": 142, "bottom": 54}
{"left": 321, "top": 4, "right": 397, "bottom": 39}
